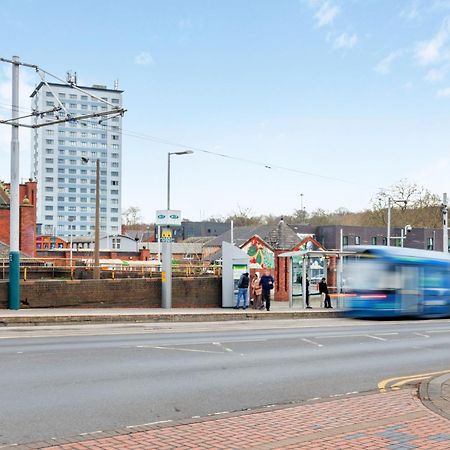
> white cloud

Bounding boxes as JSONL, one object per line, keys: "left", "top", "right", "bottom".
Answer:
{"left": 437, "top": 86, "right": 450, "bottom": 96}
{"left": 134, "top": 51, "right": 153, "bottom": 66}
{"left": 403, "top": 81, "right": 414, "bottom": 89}
{"left": 400, "top": 1, "right": 421, "bottom": 20}
{"left": 315, "top": 1, "right": 340, "bottom": 28}
{"left": 333, "top": 32, "right": 358, "bottom": 49}
{"left": 373, "top": 51, "right": 402, "bottom": 75}
{"left": 414, "top": 18, "right": 450, "bottom": 65}
{"left": 425, "top": 66, "right": 448, "bottom": 81}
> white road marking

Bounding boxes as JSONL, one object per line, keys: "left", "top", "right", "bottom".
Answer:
{"left": 212, "top": 342, "right": 234, "bottom": 352}
{"left": 315, "top": 332, "right": 398, "bottom": 340}
{"left": 426, "top": 329, "right": 450, "bottom": 334}
{"left": 126, "top": 420, "right": 172, "bottom": 428}
{"left": 414, "top": 332, "right": 430, "bottom": 338}
{"left": 79, "top": 431, "right": 103, "bottom": 436}
{"left": 214, "top": 411, "right": 229, "bottom": 415}
{"left": 366, "top": 335, "right": 387, "bottom": 341}
{"left": 136, "top": 345, "right": 223, "bottom": 354}
{"left": 301, "top": 338, "right": 323, "bottom": 347}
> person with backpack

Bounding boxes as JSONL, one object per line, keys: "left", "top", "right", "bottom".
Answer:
{"left": 234, "top": 272, "right": 250, "bottom": 309}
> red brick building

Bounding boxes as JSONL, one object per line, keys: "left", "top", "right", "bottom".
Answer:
{"left": 0, "top": 180, "right": 37, "bottom": 257}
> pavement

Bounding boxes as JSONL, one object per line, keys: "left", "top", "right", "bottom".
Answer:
{"left": 0, "top": 297, "right": 341, "bottom": 326}
{"left": 12, "top": 374, "right": 450, "bottom": 450}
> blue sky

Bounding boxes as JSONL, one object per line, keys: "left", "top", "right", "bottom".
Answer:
{"left": 1, "top": 0, "right": 450, "bottom": 222}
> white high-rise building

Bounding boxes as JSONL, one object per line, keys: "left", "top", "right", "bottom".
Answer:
{"left": 30, "top": 79, "right": 123, "bottom": 238}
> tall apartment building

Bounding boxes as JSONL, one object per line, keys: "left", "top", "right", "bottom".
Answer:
{"left": 30, "top": 79, "right": 123, "bottom": 238}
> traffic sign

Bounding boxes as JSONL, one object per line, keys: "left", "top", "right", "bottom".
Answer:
{"left": 156, "top": 209, "right": 182, "bottom": 226}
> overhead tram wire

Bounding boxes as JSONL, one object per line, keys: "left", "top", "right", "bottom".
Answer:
{"left": 95, "top": 123, "right": 377, "bottom": 188}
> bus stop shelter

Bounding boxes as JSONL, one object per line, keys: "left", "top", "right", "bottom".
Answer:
{"left": 278, "top": 249, "right": 355, "bottom": 309}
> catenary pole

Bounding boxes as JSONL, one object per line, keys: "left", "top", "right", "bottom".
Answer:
{"left": 443, "top": 193, "right": 448, "bottom": 253}
{"left": 8, "top": 56, "right": 20, "bottom": 310}
{"left": 93, "top": 159, "right": 100, "bottom": 279}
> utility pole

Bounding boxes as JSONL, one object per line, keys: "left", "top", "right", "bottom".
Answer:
{"left": 443, "top": 193, "right": 448, "bottom": 253}
{"left": 1, "top": 55, "right": 127, "bottom": 309}
{"left": 8, "top": 56, "right": 20, "bottom": 310}
{"left": 94, "top": 159, "right": 100, "bottom": 279}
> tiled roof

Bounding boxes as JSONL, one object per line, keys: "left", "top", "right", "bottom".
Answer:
{"left": 205, "top": 221, "right": 309, "bottom": 250}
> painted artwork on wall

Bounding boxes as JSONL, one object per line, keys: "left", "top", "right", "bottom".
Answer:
{"left": 241, "top": 237, "right": 275, "bottom": 269}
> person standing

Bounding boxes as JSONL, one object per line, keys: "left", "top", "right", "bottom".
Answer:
{"left": 234, "top": 272, "right": 250, "bottom": 309}
{"left": 302, "top": 275, "right": 312, "bottom": 309}
{"left": 319, "top": 277, "right": 332, "bottom": 308}
{"left": 251, "top": 272, "right": 263, "bottom": 310}
{"left": 260, "top": 269, "right": 274, "bottom": 311}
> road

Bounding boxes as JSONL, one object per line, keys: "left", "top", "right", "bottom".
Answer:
{"left": 1, "top": 318, "right": 450, "bottom": 446}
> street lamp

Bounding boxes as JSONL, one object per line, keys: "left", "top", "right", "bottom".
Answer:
{"left": 167, "top": 151, "right": 193, "bottom": 210}
{"left": 81, "top": 156, "right": 100, "bottom": 279}
{"left": 161, "top": 150, "right": 193, "bottom": 309}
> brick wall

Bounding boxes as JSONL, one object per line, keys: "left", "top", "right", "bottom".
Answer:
{"left": 0, "top": 277, "right": 221, "bottom": 309}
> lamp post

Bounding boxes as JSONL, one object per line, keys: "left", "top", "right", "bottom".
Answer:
{"left": 161, "top": 150, "right": 193, "bottom": 309}
{"left": 167, "top": 151, "right": 193, "bottom": 209}
{"left": 82, "top": 157, "right": 100, "bottom": 279}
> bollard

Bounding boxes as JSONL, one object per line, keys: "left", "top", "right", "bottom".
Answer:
{"left": 23, "top": 266, "right": 27, "bottom": 282}
{"left": 112, "top": 270, "right": 115, "bottom": 280}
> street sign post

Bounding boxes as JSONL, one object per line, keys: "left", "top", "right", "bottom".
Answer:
{"left": 156, "top": 210, "right": 181, "bottom": 309}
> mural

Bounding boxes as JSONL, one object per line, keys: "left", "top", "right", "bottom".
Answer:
{"left": 241, "top": 237, "right": 275, "bottom": 269}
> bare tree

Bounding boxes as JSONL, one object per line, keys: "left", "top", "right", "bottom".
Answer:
{"left": 122, "top": 206, "right": 142, "bottom": 226}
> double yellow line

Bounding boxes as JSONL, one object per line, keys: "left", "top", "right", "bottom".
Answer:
{"left": 378, "top": 369, "right": 450, "bottom": 392}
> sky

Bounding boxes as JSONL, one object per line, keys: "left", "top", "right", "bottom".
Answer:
{"left": 1, "top": 0, "right": 450, "bottom": 223}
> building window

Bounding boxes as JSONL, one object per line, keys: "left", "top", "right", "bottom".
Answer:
{"left": 45, "top": 196, "right": 53, "bottom": 201}
{"left": 45, "top": 215, "right": 53, "bottom": 220}
{"left": 343, "top": 236, "right": 349, "bottom": 246}
{"left": 427, "top": 237, "right": 434, "bottom": 250}
{"left": 355, "top": 236, "right": 361, "bottom": 245}
{"left": 111, "top": 180, "right": 119, "bottom": 186}
{"left": 371, "top": 237, "right": 377, "bottom": 245}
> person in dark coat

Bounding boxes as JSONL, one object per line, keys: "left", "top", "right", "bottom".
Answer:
{"left": 319, "top": 277, "right": 332, "bottom": 308}
{"left": 305, "top": 275, "right": 311, "bottom": 308}
{"left": 234, "top": 272, "right": 250, "bottom": 309}
{"left": 259, "top": 269, "right": 274, "bottom": 311}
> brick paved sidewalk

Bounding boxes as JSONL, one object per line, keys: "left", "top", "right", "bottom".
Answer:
{"left": 24, "top": 387, "right": 449, "bottom": 450}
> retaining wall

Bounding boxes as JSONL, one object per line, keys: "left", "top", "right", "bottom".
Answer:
{"left": 0, "top": 277, "right": 221, "bottom": 308}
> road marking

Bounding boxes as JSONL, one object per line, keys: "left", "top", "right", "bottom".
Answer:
{"left": 136, "top": 345, "right": 223, "bottom": 354}
{"left": 314, "top": 332, "right": 398, "bottom": 340}
{"left": 390, "top": 376, "right": 431, "bottom": 390}
{"left": 426, "top": 329, "right": 450, "bottom": 334}
{"left": 366, "top": 335, "right": 387, "bottom": 341}
{"left": 126, "top": 420, "right": 172, "bottom": 429}
{"left": 301, "top": 338, "right": 323, "bottom": 348}
{"left": 212, "top": 342, "right": 234, "bottom": 352}
{"left": 378, "top": 369, "right": 450, "bottom": 392}
{"left": 79, "top": 431, "right": 103, "bottom": 436}
{"left": 414, "top": 332, "right": 430, "bottom": 338}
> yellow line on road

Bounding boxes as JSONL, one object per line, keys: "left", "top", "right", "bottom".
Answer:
{"left": 378, "top": 369, "right": 450, "bottom": 392}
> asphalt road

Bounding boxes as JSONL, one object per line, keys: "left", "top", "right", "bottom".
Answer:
{"left": 1, "top": 318, "right": 450, "bottom": 446}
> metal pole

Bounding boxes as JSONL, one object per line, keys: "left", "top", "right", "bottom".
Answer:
{"left": 167, "top": 153, "right": 171, "bottom": 210}
{"left": 400, "top": 228, "right": 404, "bottom": 248}
{"left": 161, "top": 234, "right": 172, "bottom": 308}
{"left": 157, "top": 225, "right": 161, "bottom": 262}
{"left": 230, "top": 219, "right": 234, "bottom": 245}
{"left": 302, "top": 256, "right": 306, "bottom": 309}
{"left": 443, "top": 193, "right": 448, "bottom": 253}
{"left": 93, "top": 159, "right": 100, "bottom": 279}
{"left": 288, "top": 256, "right": 293, "bottom": 309}
{"left": 8, "top": 55, "right": 20, "bottom": 310}
{"left": 70, "top": 227, "right": 73, "bottom": 268}
{"left": 387, "top": 197, "right": 391, "bottom": 247}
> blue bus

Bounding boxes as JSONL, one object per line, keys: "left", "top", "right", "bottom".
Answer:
{"left": 343, "top": 246, "right": 450, "bottom": 318}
